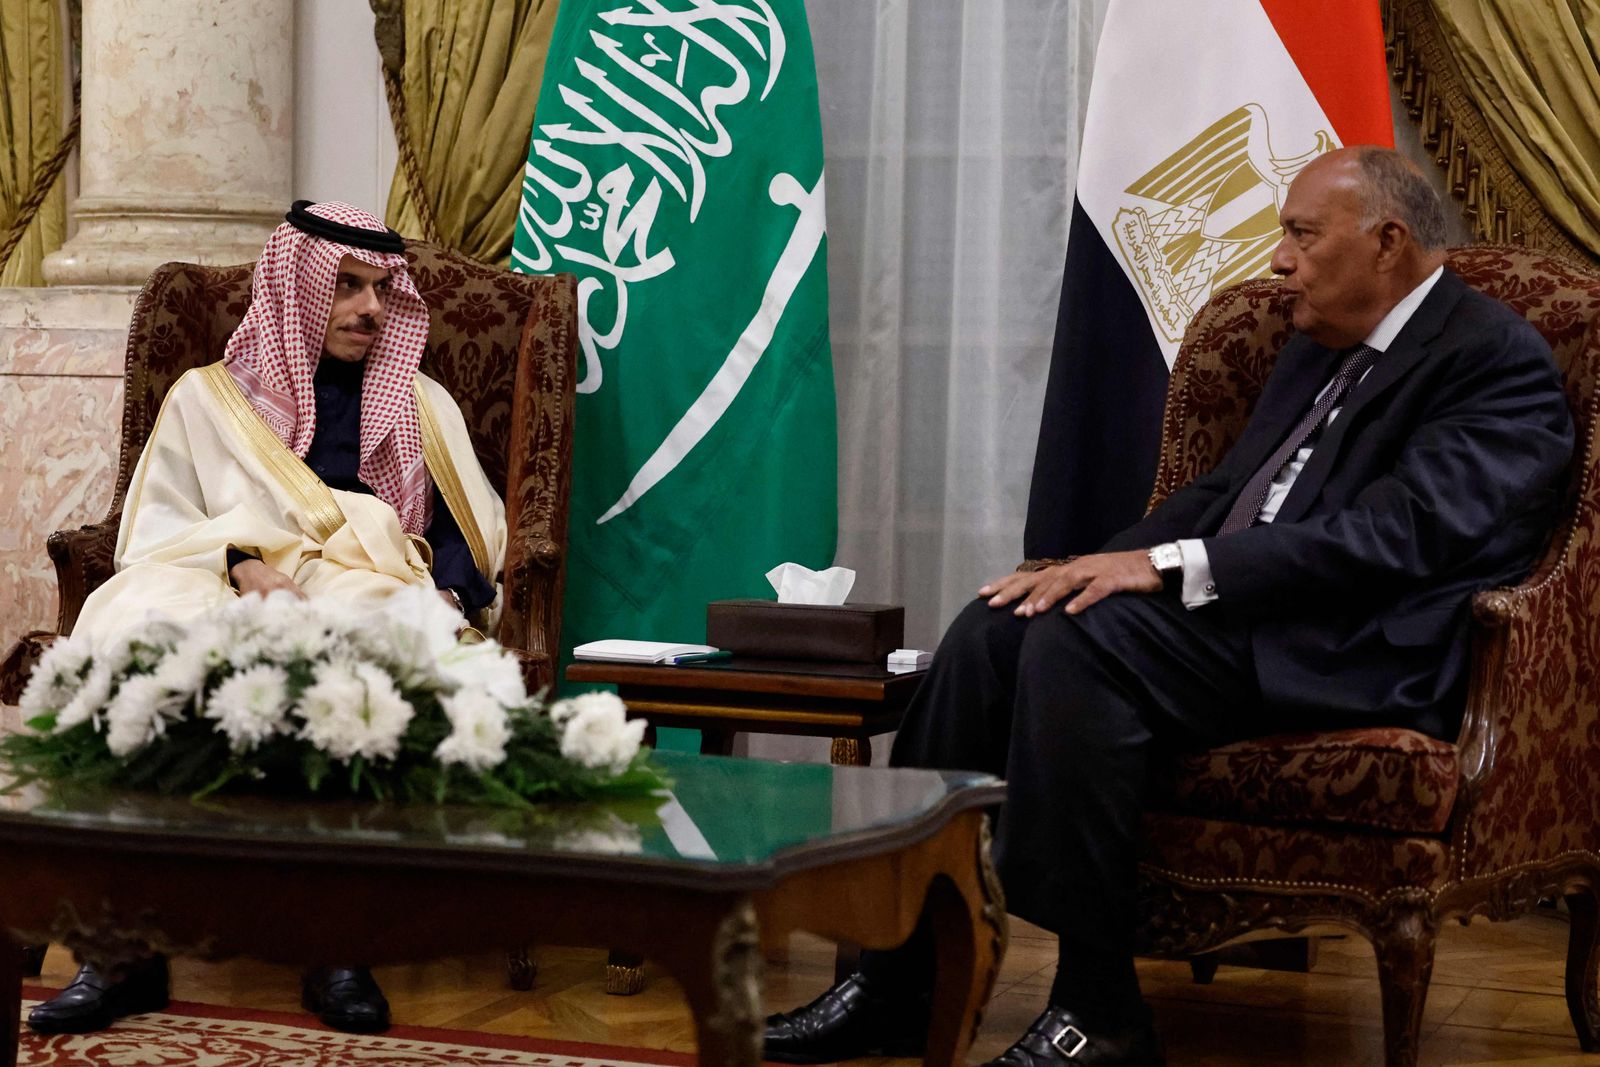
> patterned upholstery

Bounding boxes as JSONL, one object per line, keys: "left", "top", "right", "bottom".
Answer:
{"left": 1118, "top": 246, "right": 1600, "bottom": 1067}
{"left": 1163, "top": 728, "right": 1460, "bottom": 835}
{"left": 0, "top": 243, "right": 578, "bottom": 699}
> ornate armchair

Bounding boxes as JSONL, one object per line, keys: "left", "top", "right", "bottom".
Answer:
{"left": 0, "top": 242, "right": 578, "bottom": 700}
{"left": 1122, "top": 246, "right": 1600, "bottom": 1067}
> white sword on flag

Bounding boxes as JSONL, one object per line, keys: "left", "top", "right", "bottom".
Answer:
{"left": 597, "top": 170, "right": 826, "bottom": 524}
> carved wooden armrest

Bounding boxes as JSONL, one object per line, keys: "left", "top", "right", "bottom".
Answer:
{"left": 1469, "top": 550, "right": 1571, "bottom": 629}
{"left": 519, "top": 535, "right": 562, "bottom": 569}
{"left": 1456, "top": 561, "right": 1590, "bottom": 795}
{"left": 506, "top": 646, "right": 555, "bottom": 697}
{"left": 1470, "top": 586, "right": 1526, "bottom": 627}
{"left": 46, "top": 521, "right": 120, "bottom": 635}
{"left": 0, "top": 631, "right": 59, "bottom": 706}
{"left": 1016, "top": 556, "right": 1079, "bottom": 573}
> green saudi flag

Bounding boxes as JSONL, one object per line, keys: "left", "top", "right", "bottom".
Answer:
{"left": 512, "top": 0, "right": 837, "bottom": 671}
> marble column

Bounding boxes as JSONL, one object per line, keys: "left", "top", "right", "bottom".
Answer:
{"left": 42, "top": 0, "right": 294, "bottom": 285}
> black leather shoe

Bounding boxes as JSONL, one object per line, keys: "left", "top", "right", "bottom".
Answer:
{"left": 301, "top": 966, "right": 391, "bottom": 1033}
{"left": 763, "top": 971, "right": 930, "bottom": 1063}
{"left": 982, "top": 1005, "right": 1165, "bottom": 1066}
{"left": 27, "top": 957, "right": 170, "bottom": 1034}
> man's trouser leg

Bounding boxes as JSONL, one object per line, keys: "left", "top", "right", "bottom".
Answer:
{"left": 853, "top": 597, "right": 1029, "bottom": 985}
{"left": 1005, "top": 593, "right": 1258, "bottom": 1022}
{"left": 882, "top": 593, "right": 1259, "bottom": 1024}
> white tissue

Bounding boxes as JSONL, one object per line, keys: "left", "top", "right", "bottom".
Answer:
{"left": 766, "top": 562, "right": 856, "bottom": 605}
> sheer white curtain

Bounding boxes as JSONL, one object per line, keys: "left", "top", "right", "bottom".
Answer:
{"left": 748, "top": 0, "right": 1106, "bottom": 762}
{"left": 810, "top": 0, "right": 1106, "bottom": 643}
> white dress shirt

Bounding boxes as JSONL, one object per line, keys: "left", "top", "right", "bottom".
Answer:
{"left": 1173, "top": 266, "right": 1444, "bottom": 608}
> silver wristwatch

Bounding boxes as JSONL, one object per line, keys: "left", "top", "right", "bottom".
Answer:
{"left": 1146, "top": 542, "right": 1183, "bottom": 584}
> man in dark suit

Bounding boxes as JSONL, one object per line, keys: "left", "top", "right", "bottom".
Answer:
{"left": 763, "top": 146, "right": 1575, "bottom": 1067}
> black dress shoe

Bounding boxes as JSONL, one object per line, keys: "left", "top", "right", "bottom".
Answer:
{"left": 27, "top": 957, "right": 170, "bottom": 1034}
{"left": 763, "top": 971, "right": 930, "bottom": 1063}
{"left": 981, "top": 1005, "right": 1165, "bottom": 1066}
{"left": 301, "top": 966, "right": 391, "bottom": 1033}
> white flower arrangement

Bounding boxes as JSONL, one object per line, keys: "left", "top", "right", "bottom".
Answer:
{"left": 4, "top": 587, "right": 663, "bottom": 805}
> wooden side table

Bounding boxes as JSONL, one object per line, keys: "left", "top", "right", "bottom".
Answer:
{"left": 566, "top": 658, "right": 926, "bottom": 767}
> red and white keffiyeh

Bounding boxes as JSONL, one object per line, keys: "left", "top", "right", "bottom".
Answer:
{"left": 223, "top": 202, "right": 433, "bottom": 534}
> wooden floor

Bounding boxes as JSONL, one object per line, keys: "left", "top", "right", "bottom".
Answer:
{"left": 29, "top": 908, "right": 1596, "bottom": 1065}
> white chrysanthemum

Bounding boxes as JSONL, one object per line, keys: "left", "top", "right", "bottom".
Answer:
{"left": 205, "top": 664, "right": 291, "bottom": 753}
{"left": 548, "top": 690, "right": 626, "bottom": 726}
{"left": 17, "top": 639, "right": 93, "bottom": 721}
{"left": 294, "top": 661, "right": 414, "bottom": 763}
{"left": 435, "top": 687, "right": 512, "bottom": 771}
{"left": 438, "top": 643, "right": 527, "bottom": 707}
{"left": 96, "top": 633, "right": 142, "bottom": 677}
{"left": 104, "top": 675, "right": 183, "bottom": 757}
{"left": 150, "top": 637, "right": 212, "bottom": 699}
{"left": 225, "top": 635, "right": 269, "bottom": 670}
{"left": 557, "top": 694, "right": 645, "bottom": 773}
{"left": 54, "top": 663, "right": 114, "bottom": 732}
{"left": 367, "top": 585, "right": 463, "bottom": 686}
{"left": 241, "top": 594, "right": 312, "bottom": 660}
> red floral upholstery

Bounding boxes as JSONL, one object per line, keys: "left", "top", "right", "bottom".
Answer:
{"left": 1142, "top": 814, "right": 1455, "bottom": 899}
{"left": 1110, "top": 246, "right": 1600, "bottom": 1067}
{"left": 1163, "top": 728, "right": 1459, "bottom": 835}
{"left": 0, "top": 243, "right": 578, "bottom": 696}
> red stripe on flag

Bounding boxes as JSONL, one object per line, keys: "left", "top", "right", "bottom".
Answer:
{"left": 1258, "top": 0, "right": 1393, "bottom": 148}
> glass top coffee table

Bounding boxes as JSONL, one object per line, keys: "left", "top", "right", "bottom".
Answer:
{"left": 0, "top": 751, "right": 1007, "bottom": 1067}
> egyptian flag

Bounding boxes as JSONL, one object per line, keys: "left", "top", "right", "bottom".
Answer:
{"left": 1023, "top": 0, "right": 1392, "bottom": 558}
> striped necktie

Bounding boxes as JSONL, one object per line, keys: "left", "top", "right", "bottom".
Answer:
{"left": 1216, "top": 344, "right": 1381, "bottom": 536}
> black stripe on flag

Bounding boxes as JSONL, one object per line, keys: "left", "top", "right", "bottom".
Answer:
{"left": 1024, "top": 199, "right": 1173, "bottom": 559}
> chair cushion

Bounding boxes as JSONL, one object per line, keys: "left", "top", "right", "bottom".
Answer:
{"left": 1161, "top": 728, "right": 1460, "bottom": 835}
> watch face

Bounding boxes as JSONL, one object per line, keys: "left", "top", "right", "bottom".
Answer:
{"left": 1151, "top": 544, "right": 1182, "bottom": 571}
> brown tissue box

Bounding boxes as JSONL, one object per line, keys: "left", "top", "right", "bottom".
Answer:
{"left": 706, "top": 599, "right": 905, "bottom": 663}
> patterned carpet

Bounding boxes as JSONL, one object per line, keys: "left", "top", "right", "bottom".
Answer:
{"left": 19, "top": 989, "right": 695, "bottom": 1067}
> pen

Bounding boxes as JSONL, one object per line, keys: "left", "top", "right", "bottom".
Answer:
{"left": 670, "top": 650, "right": 732, "bottom": 665}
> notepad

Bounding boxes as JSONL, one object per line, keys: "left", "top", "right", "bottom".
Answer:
{"left": 573, "top": 639, "right": 722, "bottom": 664}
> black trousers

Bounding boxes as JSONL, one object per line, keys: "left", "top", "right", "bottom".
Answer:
{"left": 883, "top": 590, "right": 1264, "bottom": 1019}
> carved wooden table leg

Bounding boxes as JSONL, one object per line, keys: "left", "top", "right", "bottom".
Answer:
{"left": 1565, "top": 890, "right": 1600, "bottom": 1050}
{"left": 506, "top": 946, "right": 537, "bottom": 991}
{"left": 605, "top": 949, "right": 645, "bottom": 995}
{"left": 829, "top": 737, "right": 870, "bottom": 766}
{"left": 826, "top": 738, "right": 870, "bottom": 979}
{"left": 924, "top": 814, "right": 1007, "bottom": 1067}
{"left": 3, "top": 933, "right": 22, "bottom": 1067}
{"left": 658, "top": 897, "right": 763, "bottom": 1067}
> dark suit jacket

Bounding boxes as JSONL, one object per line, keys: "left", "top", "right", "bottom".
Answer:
{"left": 1103, "top": 270, "right": 1574, "bottom": 737}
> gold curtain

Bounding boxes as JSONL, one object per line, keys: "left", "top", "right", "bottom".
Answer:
{"left": 378, "top": 0, "right": 561, "bottom": 266}
{"left": 0, "top": 0, "right": 67, "bottom": 287}
{"left": 1433, "top": 0, "right": 1600, "bottom": 258}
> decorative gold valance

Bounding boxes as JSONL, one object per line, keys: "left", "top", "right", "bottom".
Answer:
{"left": 1385, "top": 0, "right": 1600, "bottom": 266}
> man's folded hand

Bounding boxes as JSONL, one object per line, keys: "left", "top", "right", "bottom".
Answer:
{"left": 229, "top": 559, "right": 308, "bottom": 600}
